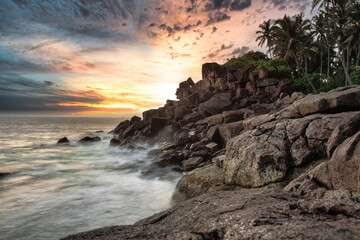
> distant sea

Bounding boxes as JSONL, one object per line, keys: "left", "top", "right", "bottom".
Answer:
{"left": 0, "top": 116, "right": 180, "bottom": 240}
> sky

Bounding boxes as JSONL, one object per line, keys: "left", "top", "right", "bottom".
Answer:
{"left": 0, "top": 0, "right": 313, "bottom": 117}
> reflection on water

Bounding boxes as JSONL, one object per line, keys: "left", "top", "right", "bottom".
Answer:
{"left": 0, "top": 116, "right": 181, "bottom": 240}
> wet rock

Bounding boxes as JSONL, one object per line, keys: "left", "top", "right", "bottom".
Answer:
{"left": 78, "top": 136, "right": 101, "bottom": 143}
{"left": 152, "top": 150, "right": 180, "bottom": 167}
{"left": 0, "top": 172, "right": 12, "bottom": 179}
{"left": 122, "top": 121, "right": 145, "bottom": 138}
{"left": 159, "top": 143, "right": 175, "bottom": 152}
{"left": 146, "top": 148, "right": 161, "bottom": 156}
{"left": 143, "top": 109, "right": 160, "bottom": 123}
{"left": 113, "top": 120, "right": 130, "bottom": 135}
{"left": 57, "top": 137, "right": 70, "bottom": 144}
{"left": 130, "top": 116, "right": 141, "bottom": 124}
{"left": 174, "top": 130, "right": 190, "bottom": 146}
{"left": 109, "top": 138, "right": 121, "bottom": 146}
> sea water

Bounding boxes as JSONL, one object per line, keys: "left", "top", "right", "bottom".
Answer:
{"left": 0, "top": 116, "right": 181, "bottom": 240}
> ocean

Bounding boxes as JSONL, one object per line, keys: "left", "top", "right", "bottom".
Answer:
{"left": 0, "top": 116, "right": 181, "bottom": 240}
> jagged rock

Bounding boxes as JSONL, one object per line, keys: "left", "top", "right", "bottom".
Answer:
{"left": 198, "top": 93, "right": 232, "bottom": 117}
{"left": 182, "top": 157, "right": 205, "bottom": 170}
{"left": 224, "top": 121, "right": 290, "bottom": 187}
{"left": 146, "top": 148, "right": 161, "bottom": 156}
{"left": 109, "top": 138, "right": 121, "bottom": 146}
{"left": 57, "top": 137, "right": 69, "bottom": 144}
{"left": 222, "top": 109, "right": 247, "bottom": 123}
{"left": 232, "top": 64, "right": 255, "bottom": 83}
{"left": 113, "top": 120, "right": 130, "bottom": 135}
{"left": 150, "top": 117, "right": 167, "bottom": 135}
{"left": 174, "top": 131, "right": 190, "bottom": 146}
{"left": 197, "top": 114, "right": 223, "bottom": 126}
{"left": 327, "top": 113, "right": 360, "bottom": 158}
{"left": 173, "top": 164, "right": 232, "bottom": 202}
{"left": 130, "top": 116, "right": 141, "bottom": 124}
{"left": 183, "top": 112, "right": 203, "bottom": 123}
{"left": 243, "top": 113, "right": 275, "bottom": 130}
{"left": 206, "top": 126, "right": 220, "bottom": 144}
{"left": 64, "top": 189, "right": 360, "bottom": 240}
{"left": 205, "top": 142, "right": 218, "bottom": 152}
{"left": 174, "top": 106, "right": 190, "bottom": 120}
{"left": 78, "top": 136, "right": 101, "bottom": 143}
{"left": 293, "top": 86, "right": 360, "bottom": 116}
{"left": 217, "top": 121, "right": 244, "bottom": 146}
{"left": 212, "top": 154, "right": 226, "bottom": 168}
{"left": 290, "top": 136, "right": 314, "bottom": 166}
{"left": 152, "top": 150, "right": 180, "bottom": 167}
{"left": 190, "top": 150, "right": 209, "bottom": 158}
{"left": 122, "top": 121, "right": 144, "bottom": 138}
{"left": 157, "top": 125, "right": 177, "bottom": 142}
{"left": 143, "top": 109, "right": 160, "bottom": 123}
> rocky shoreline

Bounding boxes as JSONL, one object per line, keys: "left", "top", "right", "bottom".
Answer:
{"left": 63, "top": 63, "right": 360, "bottom": 239}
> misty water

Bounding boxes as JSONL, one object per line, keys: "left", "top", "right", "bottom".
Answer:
{"left": 0, "top": 116, "right": 181, "bottom": 240}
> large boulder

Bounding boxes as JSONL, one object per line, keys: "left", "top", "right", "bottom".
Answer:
{"left": 293, "top": 86, "right": 360, "bottom": 116}
{"left": 57, "top": 137, "right": 70, "bottom": 144}
{"left": 150, "top": 117, "right": 168, "bottom": 135}
{"left": 172, "top": 164, "right": 234, "bottom": 202}
{"left": 143, "top": 109, "right": 160, "bottom": 123}
{"left": 64, "top": 189, "right": 360, "bottom": 240}
{"left": 224, "top": 121, "right": 290, "bottom": 187}
{"left": 198, "top": 93, "right": 232, "bottom": 117}
{"left": 122, "top": 121, "right": 145, "bottom": 138}
{"left": 113, "top": 120, "right": 130, "bottom": 135}
{"left": 78, "top": 136, "right": 101, "bottom": 143}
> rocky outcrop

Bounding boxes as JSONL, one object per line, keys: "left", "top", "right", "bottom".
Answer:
{"left": 63, "top": 189, "right": 360, "bottom": 240}
{"left": 78, "top": 136, "right": 101, "bottom": 143}
{"left": 57, "top": 137, "right": 70, "bottom": 144}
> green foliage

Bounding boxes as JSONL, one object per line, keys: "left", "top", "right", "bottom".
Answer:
{"left": 212, "top": 81, "right": 220, "bottom": 89}
{"left": 253, "top": 58, "right": 291, "bottom": 78}
{"left": 292, "top": 73, "right": 344, "bottom": 94}
{"left": 350, "top": 66, "right": 360, "bottom": 85}
{"left": 223, "top": 51, "right": 267, "bottom": 69}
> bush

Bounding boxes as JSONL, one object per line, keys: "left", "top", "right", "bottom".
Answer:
{"left": 212, "top": 81, "right": 220, "bottom": 89}
{"left": 253, "top": 58, "right": 291, "bottom": 78}
{"left": 292, "top": 73, "right": 343, "bottom": 94}
{"left": 223, "top": 51, "right": 267, "bottom": 69}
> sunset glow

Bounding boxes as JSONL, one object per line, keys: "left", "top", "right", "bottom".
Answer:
{"left": 0, "top": 0, "right": 313, "bottom": 117}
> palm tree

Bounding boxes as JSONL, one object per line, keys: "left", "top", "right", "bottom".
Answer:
{"left": 272, "top": 14, "right": 317, "bottom": 92}
{"left": 256, "top": 20, "right": 274, "bottom": 58}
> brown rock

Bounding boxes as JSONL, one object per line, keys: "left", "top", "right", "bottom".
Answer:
{"left": 198, "top": 93, "right": 232, "bottom": 117}
{"left": 182, "top": 157, "right": 205, "bottom": 170}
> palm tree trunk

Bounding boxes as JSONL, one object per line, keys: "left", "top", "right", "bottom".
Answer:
{"left": 294, "top": 55, "right": 317, "bottom": 93}
{"left": 339, "top": 45, "right": 354, "bottom": 86}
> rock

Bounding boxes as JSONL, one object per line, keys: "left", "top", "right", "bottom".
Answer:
{"left": 78, "top": 136, "right": 101, "bottom": 143}
{"left": 64, "top": 189, "right": 360, "bottom": 240}
{"left": 212, "top": 154, "right": 225, "bottom": 168}
{"left": 173, "top": 164, "right": 233, "bottom": 202}
{"left": 293, "top": 86, "right": 360, "bottom": 116}
{"left": 327, "top": 113, "right": 360, "bottom": 158}
{"left": 224, "top": 121, "right": 290, "bottom": 187}
{"left": 0, "top": 172, "right": 12, "bottom": 179}
{"left": 57, "top": 137, "right": 69, "bottom": 144}
{"left": 109, "top": 138, "right": 121, "bottom": 146}
{"left": 157, "top": 125, "right": 177, "bottom": 142}
{"left": 182, "top": 157, "right": 205, "bottom": 170}
{"left": 190, "top": 150, "right": 209, "bottom": 158}
{"left": 217, "top": 121, "right": 244, "bottom": 146}
{"left": 146, "top": 148, "right": 161, "bottom": 156}
{"left": 198, "top": 114, "right": 223, "bottom": 126}
{"left": 290, "top": 136, "right": 315, "bottom": 166}
{"left": 258, "top": 67, "right": 268, "bottom": 79}
{"left": 205, "top": 142, "right": 218, "bottom": 153}
{"left": 130, "top": 116, "right": 141, "bottom": 124}
{"left": 150, "top": 117, "right": 167, "bottom": 135}
{"left": 183, "top": 112, "right": 203, "bottom": 123}
{"left": 159, "top": 143, "right": 175, "bottom": 152}
{"left": 232, "top": 64, "right": 255, "bottom": 82}
{"left": 222, "top": 109, "right": 247, "bottom": 123}
{"left": 256, "top": 78, "right": 279, "bottom": 87}
{"left": 243, "top": 113, "right": 275, "bottom": 131}
{"left": 174, "top": 131, "right": 190, "bottom": 146}
{"left": 198, "top": 93, "right": 232, "bottom": 117}
{"left": 174, "top": 106, "right": 190, "bottom": 120}
{"left": 122, "top": 121, "right": 145, "bottom": 138}
{"left": 113, "top": 120, "right": 130, "bottom": 135}
{"left": 206, "top": 126, "right": 220, "bottom": 144}
{"left": 143, "top": 109, "right": 160, "bottom": 123}
{"left": 152, "top": 150, "right": 180, "bottom": 167}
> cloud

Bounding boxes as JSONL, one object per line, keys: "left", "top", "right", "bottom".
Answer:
{"left": 230, "top": 46, "right": 249, "bottom": 56}
{"left": 263, "top": 0, "right": 311, "bottom": 11}
{"left": 204, "top": 0, "right": 251, "bottom": 12}
{"left": 206, "top": 12, "right": 231, "bottom": 25}
{"left": 204, "top": 44, "right": 234, "bottom": 59}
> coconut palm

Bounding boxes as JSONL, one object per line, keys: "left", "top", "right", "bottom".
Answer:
{"left": 272, "top": 14, "right": 317, "bottom": 92}
{"left": 256, "top": 20, "right": 274, "bottom": 58}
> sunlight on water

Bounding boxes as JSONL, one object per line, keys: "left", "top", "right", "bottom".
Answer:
{"left": 0, "top": 116, "right": 181, "bottom": 240}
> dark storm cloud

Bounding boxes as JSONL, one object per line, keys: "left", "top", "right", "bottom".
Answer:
{"left": 230, "top": 46, "right": 249, "bottom": 56}
{"left": 206, "top": 12, "right": 231, "bottom": 26}
{"left": 204, "top": 0, "right": 251, "bottom": 12}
